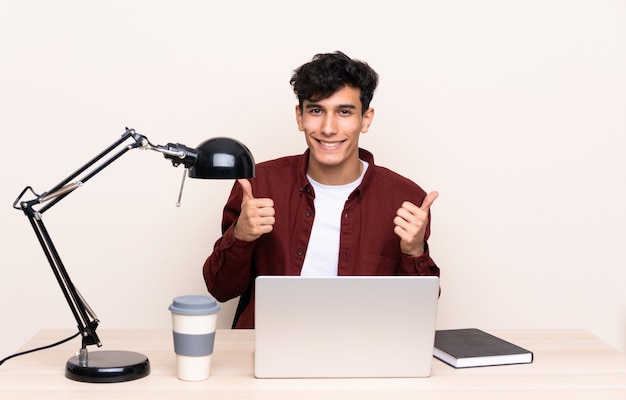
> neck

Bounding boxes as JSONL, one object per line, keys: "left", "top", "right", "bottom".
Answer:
{"left": 307, "top": 159, "right": 363, "bottom": 186}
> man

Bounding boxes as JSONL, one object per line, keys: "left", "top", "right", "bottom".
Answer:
{"left": 203, "top": 51, "right": 439, "bottom": 328}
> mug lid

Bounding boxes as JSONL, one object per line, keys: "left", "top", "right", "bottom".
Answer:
{"left": 169, "top": 295, "right": 221, "bottom": 315}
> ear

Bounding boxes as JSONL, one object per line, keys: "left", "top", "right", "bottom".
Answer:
{"left": 295, "top": 105, "right": 305, "bottom": 131}
{"left": 361, "top": 107, "right": 375, "bottom": 133}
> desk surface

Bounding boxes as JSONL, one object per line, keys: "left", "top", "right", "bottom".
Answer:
{"left": 1, "top": 329, "right": 625, "bottom": 400}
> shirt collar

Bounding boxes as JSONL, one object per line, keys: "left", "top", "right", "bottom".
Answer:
{"left": 297, "top": 148, "right": 376, "bottom": 197}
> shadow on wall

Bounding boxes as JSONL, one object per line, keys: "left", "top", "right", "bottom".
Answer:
{"left": 216, "top": 297, "right": 239, "bottom": 329}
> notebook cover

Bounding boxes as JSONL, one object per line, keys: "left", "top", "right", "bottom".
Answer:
{"left": 433, "top": 328, "right": 533, "bottom": 368}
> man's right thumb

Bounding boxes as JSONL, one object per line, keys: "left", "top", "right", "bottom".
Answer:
{"left": 238, "top": 178, "right": 254, "bottom": 200}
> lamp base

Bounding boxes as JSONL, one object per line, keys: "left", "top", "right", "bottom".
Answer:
{"left": 65, "top": 350, "right": 150, "bottom": 383}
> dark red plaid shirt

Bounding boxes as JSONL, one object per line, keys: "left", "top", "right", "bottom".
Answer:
{"left": 203, "top": 148, "right": 439, "bottom": 328}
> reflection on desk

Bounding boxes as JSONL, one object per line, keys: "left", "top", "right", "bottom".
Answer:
{"left": 1, "top": 329, "right": 625, "bottom": 400}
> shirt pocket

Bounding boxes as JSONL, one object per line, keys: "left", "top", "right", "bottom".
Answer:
{"left": 361, "top": 253, "right": 398, "bottom": 275}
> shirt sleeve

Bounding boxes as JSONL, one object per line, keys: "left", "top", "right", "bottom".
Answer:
{"left": 202, "top": 184, "right": 256, "bottom": 302}
{"left": 399, "top": 241, "right": 440, "bottom": 276}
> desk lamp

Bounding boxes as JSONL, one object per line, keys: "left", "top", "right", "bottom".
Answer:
{"left": 12, "top": 128, "right": 255, "bottom": 383}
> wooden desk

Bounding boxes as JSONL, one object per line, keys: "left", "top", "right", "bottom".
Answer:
{"left": 1, "top": 329, "right": 625, "bottom": 399}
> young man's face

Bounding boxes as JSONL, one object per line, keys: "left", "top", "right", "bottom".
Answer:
{"left": 295, "top": 85, "right": 374, "bottom": 185}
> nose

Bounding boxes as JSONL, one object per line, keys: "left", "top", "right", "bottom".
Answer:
{"left": 320, "top": 114, "right": 338, "bottom": 136}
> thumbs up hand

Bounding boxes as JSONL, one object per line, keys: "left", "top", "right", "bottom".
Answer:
{"left": 393, "top": 191, "right": 439, "bottom": 257}
{"left": 233, "top": 179, "right": 276, "bottom": 242}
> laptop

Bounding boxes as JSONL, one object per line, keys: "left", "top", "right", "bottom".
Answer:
{"left": 254, "top": 275, "right": 440, "bottom": 378}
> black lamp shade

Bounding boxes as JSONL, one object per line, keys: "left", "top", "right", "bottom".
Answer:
{"left": 189, "top": 138, "right": 255, "bottom": 179}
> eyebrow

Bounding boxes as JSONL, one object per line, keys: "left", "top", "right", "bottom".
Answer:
{"left": 305, "top": 103, "right": 358, "bottom": 110}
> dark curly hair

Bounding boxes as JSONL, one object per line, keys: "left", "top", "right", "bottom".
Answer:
{"left": 290, "top": 51, "right": 379, "bottom": 115}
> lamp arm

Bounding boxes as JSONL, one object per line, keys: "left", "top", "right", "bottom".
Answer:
{"left": 23, "top": 209, "right": 102, "bottom": 349}
{"left": 12, "top": 127, "right": 192, "bottom": 351}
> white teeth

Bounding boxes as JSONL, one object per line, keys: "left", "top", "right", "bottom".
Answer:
{"left": 320, "top": 141, "right": 340, "bottom": 147}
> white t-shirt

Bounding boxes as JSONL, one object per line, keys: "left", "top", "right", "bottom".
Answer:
{"left": 300, "top": 160, "right": 369, "bottom": 276}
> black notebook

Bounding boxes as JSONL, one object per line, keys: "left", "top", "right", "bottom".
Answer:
{"left": 433, "top": 328, "right": 533, "bottom": 368}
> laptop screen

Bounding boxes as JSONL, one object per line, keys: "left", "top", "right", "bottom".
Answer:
{"left": 254, "top": 275, "right": 440, "bottom": 378}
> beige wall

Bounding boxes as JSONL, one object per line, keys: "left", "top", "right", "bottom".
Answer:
{"left": 1, "top": 0, "right": 624, "bottom": 360}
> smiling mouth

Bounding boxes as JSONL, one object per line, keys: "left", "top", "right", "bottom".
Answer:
{"left": 318, "top": 140, "right": 344, "bottom": 148}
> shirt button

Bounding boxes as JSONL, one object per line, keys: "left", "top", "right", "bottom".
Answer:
{"left": 306, "top": 211, "right": 312, "bottom": 217}
{"left": 297, "top": 249, "right": 304, "bottom": 256}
